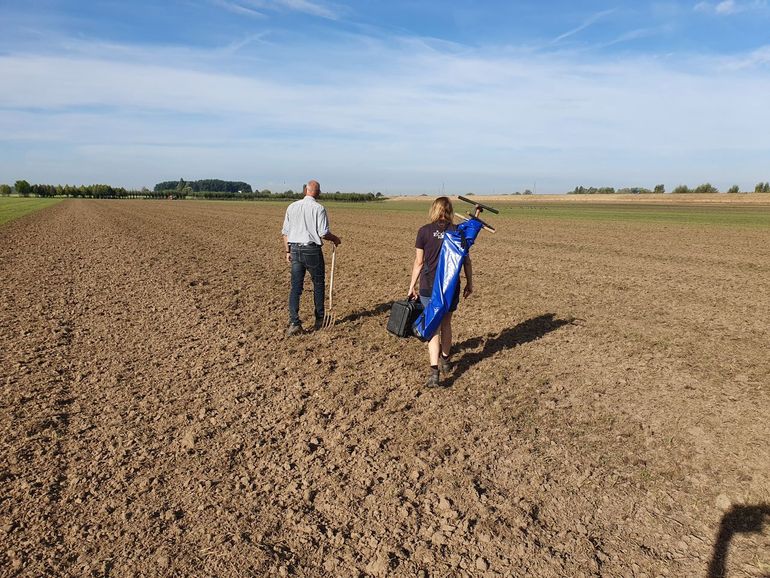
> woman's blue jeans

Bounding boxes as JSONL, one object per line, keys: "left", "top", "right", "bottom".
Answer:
{"left": 288, "top": 244, "right": 325, "bottom": 326}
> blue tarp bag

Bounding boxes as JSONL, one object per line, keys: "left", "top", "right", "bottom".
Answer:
{"left": 412, "top": 218, "right": 484, "bottom": 340}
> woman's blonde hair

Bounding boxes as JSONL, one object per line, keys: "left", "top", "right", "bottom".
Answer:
{"left": 429, "top": 196, "right": 454, "bottom": 223}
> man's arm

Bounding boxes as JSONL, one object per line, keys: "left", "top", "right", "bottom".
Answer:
{"left": 283, "top": 235, "right": 291, "bottom": 263}
{"left": 282, "top": 206, "right": 293, "bottom": 263}
{"left": 318, "top": 207, "right": 341, "bottom": 246}
{"left": 322, "top": 231, "right": 341, "bottom": 246}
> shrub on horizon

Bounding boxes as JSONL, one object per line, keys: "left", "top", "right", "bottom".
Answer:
{"left": 692, "top": 183, "right": 719, "bottom": 194}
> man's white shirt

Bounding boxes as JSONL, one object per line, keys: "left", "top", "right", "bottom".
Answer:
{"left": 282, "top": 195, "right": 330, "bottom": 245}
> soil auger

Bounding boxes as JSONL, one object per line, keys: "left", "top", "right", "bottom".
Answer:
{"left": 456, "top": 195, "right": 498, "bottom": 233}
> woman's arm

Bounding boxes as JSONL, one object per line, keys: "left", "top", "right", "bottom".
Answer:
{"left": 463, "top": 256, "right": 473, "bottom": 298}
{"left": 408, "top": 248, "right": 424, "bottom": 299}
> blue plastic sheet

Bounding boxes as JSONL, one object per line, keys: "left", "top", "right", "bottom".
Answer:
{"left": 412, "top": 218, "right": 484, "bottom": 340}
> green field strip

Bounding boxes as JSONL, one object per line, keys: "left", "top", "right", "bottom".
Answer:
{"left": 496, "top": 203, "right": 770, "bottom": 227}
{"left": 136, "top": 196, "right": 770, "bottom": 227}
{"left": 0, "top": 198, "right": 63, "bottom": 226}
{"left": 361, "top": 200, "right": 770, "bottom": 227}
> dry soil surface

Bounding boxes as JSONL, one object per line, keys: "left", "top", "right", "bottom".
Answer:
{"left": 1, "top": 200, "right": 769, "bottom": 577}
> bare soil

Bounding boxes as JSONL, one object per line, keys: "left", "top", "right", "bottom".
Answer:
{"left": 1, "top": 199, "right": 769, "bottom": 577}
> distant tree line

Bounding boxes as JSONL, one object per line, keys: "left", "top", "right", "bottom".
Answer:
{"left": 568, "top": 183, "right": 770, "bottom": 194}
{"left": 1, "top": 180, "right": 163, "bottom": 199}
{"left": 177, "top": 189, "right": 382, "bottom": 202}
{"left": 0, "top": 179, "right": 386, "bottom": 202}
{"left": 671, "top": 183, "right": 720, "bottom": 194}
{"left": 154, "top": 179, "right": 253, "bottom": 194}
{"left": 154, "top": 179, "right": 384, "bottom": 202}
{"left": 569, "top": 185, "right": 665, "bottom": 194}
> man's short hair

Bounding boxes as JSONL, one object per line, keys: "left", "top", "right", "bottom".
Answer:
{"left": 307, "top": 180, "right": 321, "bottom": 196}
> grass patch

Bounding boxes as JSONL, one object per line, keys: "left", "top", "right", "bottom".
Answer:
{"left": 382, "top": 200, "right": 770, "bottom": 227}
{"left": 180, "top": 196, "right": 770, "bottom": 227}
{"left": 0, "top": 198, "right": 63, "bottom": 226}
{"left": 502, "top": 203, "right": 770, "bottom": 227}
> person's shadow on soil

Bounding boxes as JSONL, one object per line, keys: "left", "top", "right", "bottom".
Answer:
{"left": 446, "top": 313, "right": 577, "bottom": 387}
{"left": 707, "top": 504, "right": 770, "bottom": 578}
{"left": 337, "top": 301, "right": 392, "bottom": 324}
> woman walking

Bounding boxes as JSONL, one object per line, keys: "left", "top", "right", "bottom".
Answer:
{"left": 408, "top": 197, "right": 473, "bottom": 387}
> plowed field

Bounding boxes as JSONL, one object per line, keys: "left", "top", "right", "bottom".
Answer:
{"left": 1, "top": 199, "right": 769, "bottom": 577}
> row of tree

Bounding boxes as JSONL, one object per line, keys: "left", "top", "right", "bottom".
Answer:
{"left": 569, "top": 183, "right": 770, "bottom": 194}
{"left": 180, "top": 189, "right": 384, "bottom": 202}
{"left": 1, "top": 181, "right": 155, "bottom": 199}
{"left": 154, "top": 179, "right": 385, "bottom": 202}
{"left": 6, "top": 179, "right": 769, "bottom": 199}
{"left": 154, "top": 179, "right": 253, "bottom": 194}
{"left": 1, "top": 180, "right": 385, "bottom": 202}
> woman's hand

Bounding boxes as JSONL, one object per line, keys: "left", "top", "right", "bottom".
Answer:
{"left": 408, "top": 286, "right": 419, "bottom": 300}
{"left": 463, "top": 284, "right": 473, "bottom": 299}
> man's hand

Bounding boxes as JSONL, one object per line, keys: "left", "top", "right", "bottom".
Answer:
{"left": 324, "top": 232, "right": 341, "bottom": 246}
{"left": 463, "top": 284, "right": 473, "bottom": 299}
{"left": 408, "top": 286, "right": 419, "bottom": 300}
{"left": 285, "top": 251, "right": 292, "bottom": 264}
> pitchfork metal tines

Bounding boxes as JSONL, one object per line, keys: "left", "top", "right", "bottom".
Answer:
{"left": 322, "top": 244, "right": 337, "bottom": 329}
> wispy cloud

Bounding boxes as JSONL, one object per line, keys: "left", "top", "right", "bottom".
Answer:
{"left": 551, "top": 9, "right": 617, "bottom": 44}
{"left": 216, "top": 0, "right": 339, "bottom": 20}
{"left": 275, "top": 0, "right": 339, "bottom": 19}
{"left": 213, "top": 0, "right": 266, "bottom": 18}
{"left": 694, "top": 0, "right": 768, "bottom": 15}
{"left": 2, "top": 33, "right": 770, "bottom": 191}
{"left": 596, "top": 25, "right": 668, "bottom": 49}
{"left": 716, "top": 44, "right": 770, "bottom": 68}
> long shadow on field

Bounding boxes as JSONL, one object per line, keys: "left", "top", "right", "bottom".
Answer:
{"left": 338, "top": 301, "right": 392, "bottom": 324}
{"left": 447, "top": 313, "right": 575, "bottom": 387}
{"left": 707, "top": 504, "right": 770, "bottom": 578}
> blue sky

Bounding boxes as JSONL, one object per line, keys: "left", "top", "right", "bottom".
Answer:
{"left": 1, "top": 0, "right": 769, "bottom": 194}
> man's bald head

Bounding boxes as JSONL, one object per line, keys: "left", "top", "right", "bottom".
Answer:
{"left": 306, "top": 180, "right": 321, "bottom": 198}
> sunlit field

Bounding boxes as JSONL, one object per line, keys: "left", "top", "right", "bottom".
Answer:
{"left": 1, "top": 197, "right": 768, "bottom": 576}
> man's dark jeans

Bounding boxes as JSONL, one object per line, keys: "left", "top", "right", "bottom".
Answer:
{"left": 289, "top": 244, "right": 325, "bottom": 327}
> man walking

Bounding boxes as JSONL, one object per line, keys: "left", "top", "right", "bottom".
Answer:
{"left": 282, "top": 180, "right": 341, "bottom": 336}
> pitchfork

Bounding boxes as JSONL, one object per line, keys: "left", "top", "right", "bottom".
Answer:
{"left": 322, "top": 244, "right": 337, "bottom": 329}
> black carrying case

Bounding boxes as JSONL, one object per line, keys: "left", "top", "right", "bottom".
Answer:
{"left": 387, "top": 299, "right": 423, "bottom": 338}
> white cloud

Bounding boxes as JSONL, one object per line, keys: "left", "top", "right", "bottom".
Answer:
{"left": 716, "top": 44, "right": 770, "bottom": 68}
{"left": 275, "top": 0, "right": 338, "bottom": 19}
{"left": 219, "top": 0, "right": 339, "bottom": 19}
{"left": 694, "top": 0, "right": 767, "bottom": 14}
{"left": 552, "top": 9, "right": 617, "bottom": 44}
{"left": 716, "top": 0, "right": 738, "bottom": 13}
{"left": 1, "top": 36, "right": 770, "bottom": 191}
{"left": 212, "top": 0, "right": 266, "bottom": 18}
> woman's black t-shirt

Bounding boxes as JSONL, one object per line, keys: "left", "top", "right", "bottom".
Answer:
{"left": 415, "top": 220, "right": 456, "bottom": 296}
